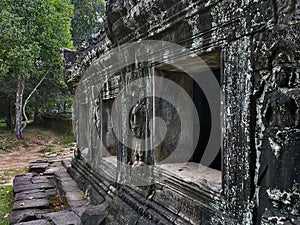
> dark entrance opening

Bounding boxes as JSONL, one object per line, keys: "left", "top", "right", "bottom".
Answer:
{"left": 157, "top": 52, "right": 222, "bottom": 171}
{"left": 189, "top": 69, "right": 221, "bottom": 171}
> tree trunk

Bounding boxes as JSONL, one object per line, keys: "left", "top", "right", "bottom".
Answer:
{"left": 15, "top": 76, "right": 25, "bottom": 139}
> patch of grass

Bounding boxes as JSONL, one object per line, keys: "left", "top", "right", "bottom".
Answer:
{"left": 39, "top": 145, "right": 55, "bottom": 153}
{"left": 27, "top": 125, "right": 74, "bottom": 147}
{"left": 0, "top": 185, "right": 13, "bottom": 225}
{"left": 0, "top": 167, "right": 28, "bottom": 186}
{"left": 0, "top": 129, "right": 33, "bottom": 151}
{"left": 0, "top": 168, "right": 28, "bottom": 224}
{"left": 60, "top": 133, "right": 74, "bottom": 148}
{"left": 39, "top": 145, "right": 63, "bottom": 157}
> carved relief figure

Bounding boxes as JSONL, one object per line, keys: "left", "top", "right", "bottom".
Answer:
{"left": 263, "top": 51, "right": 299, "bottom": 130}
{"left": 259, "top": 48, "right": 300, "bottom": 216}
{"left": 129, "top": 98, "right": 149, "bottom": 166}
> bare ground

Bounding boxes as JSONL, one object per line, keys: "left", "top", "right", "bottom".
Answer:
{"left": 0, "top": 126, "right": 75, "bottom": 185}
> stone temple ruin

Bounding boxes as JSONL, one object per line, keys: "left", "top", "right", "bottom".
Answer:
{"left": 63, "top": 0, "right": 300, "bottom": 224}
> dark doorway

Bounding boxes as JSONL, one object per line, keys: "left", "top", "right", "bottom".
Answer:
{"left": 190, "top": 69, "right": 221, "bottom": 171}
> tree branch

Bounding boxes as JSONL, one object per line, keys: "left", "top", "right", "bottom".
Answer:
{"left": 21, "top": 69, "right": 51, "bottom": 132}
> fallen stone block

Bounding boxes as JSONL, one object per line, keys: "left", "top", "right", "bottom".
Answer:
{"left": 14, "top": 174, "right": 34, "bottom": 185}
{"left": 31, "top": 176, "right": 49, "bottom": 184}
{"left": 81, "top": 202, "right": 110, "bottom": 225}
{"left": 15, "top": 191, "right": 48, "bottom": 201}
{"left": 29, "top": 162, "right": 49, "bottom": 173}
{"left": 15, "top": 219, "right": 52, "bottom": 225}
{"left": 44, "top": 167, "right": 62, "bottom": 176}
{"left": 72, "top": 206, "right": 89, "bottom": 217}
{"left": 43, "top": 211, "right": 81, "bottom": 225}
{"left": 54, "top": 170, "right": 71, "bottom": 180}
{"left": 67, "top": 199, "right": 89, "bottom": 209}
{"left": 60, "top": 181, "right": 79, "bottom": 192}
{"left": 13, "top": 199, "right": 50, "bottom": 210}
{"left": 65, "top": 191, "right": 86, "bottom": 201}
{"left": 10, "top": 209, "right": 51, "bottom": 224}
{"left": 14, "top": 182, "right": 55, "bottom": 193}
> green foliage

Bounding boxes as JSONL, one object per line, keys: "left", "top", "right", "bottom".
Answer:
{"left": 71, "top": 0, "right": 106, "bottom": 46}
{"left": 25, "top": 75, "right": 73, "bottom": 116}
{"left": 0, "top": 0, "right": 74, "bottom": 79}
{"left": 0, "top": 186, "right": 13, "bottom": 225}
{"left": 0, "top": 0, "right": 74, "bottom": 127}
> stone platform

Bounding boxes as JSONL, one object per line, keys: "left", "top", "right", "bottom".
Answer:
{"left": 11, "top": 156, "right": 225, "bottom": 225}
{"left": 11, "top": 160, "right": 93, "bottom": 225}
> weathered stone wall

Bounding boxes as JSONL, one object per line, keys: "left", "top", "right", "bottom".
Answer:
{"left": 40, "top": 113, "right": 73, "bottom": 134}
{"left": 64, "top": 0, "right": 300, "bottom": 224}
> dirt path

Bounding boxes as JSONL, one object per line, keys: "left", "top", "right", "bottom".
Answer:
{"left": 0, "top": 126, "right": 75, "bottom": 184}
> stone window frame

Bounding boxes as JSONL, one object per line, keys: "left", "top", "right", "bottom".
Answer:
{"left": 94, "top": 37, "right": 254, "bottom": 223}
{"left": 138, "top": 37, "right": 254, "bottom": 221}
{"left": 137, "top": 51, "right": 225, "bottom": 219}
